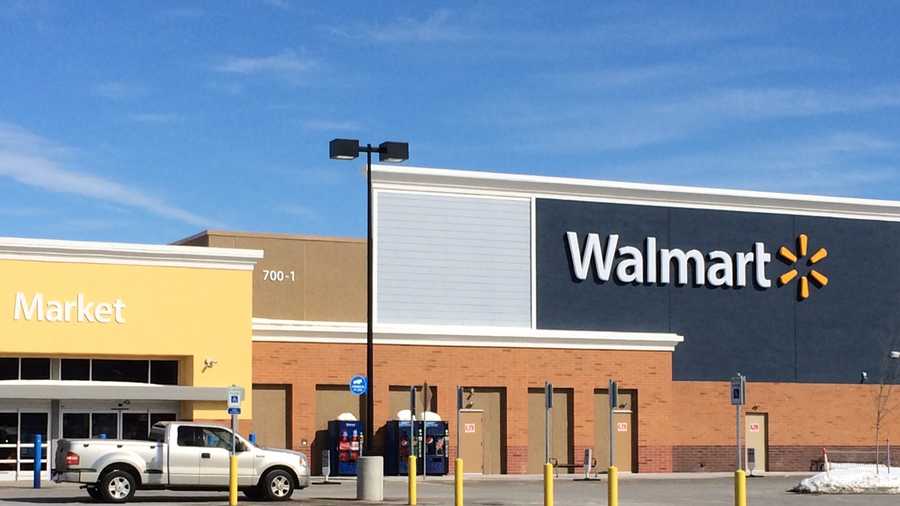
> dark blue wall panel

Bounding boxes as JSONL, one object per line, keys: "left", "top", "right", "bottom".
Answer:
{"left": 535, "top": 198, "right": 900, "bottom": 383}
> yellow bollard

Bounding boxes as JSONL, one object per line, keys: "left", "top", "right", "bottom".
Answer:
{"left": 229, "top": 455, "right": 238, "bottom": 506}
{"left": 734, "top": 469, "right": 746, "bottom": 506}
{"left": 608, "top": 465, "right": 618, "bottom": 506}
{"left": 455, "top": 458, "right": 463, "bottom": 506}
{"left": 544, "top": 462, "right": 554, "bottom": 506}
{"left": 408, "top": 455, "right": 417, "bottom": 505}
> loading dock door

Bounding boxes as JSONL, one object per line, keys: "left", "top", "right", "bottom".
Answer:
{"left": 252, "top": 385, "right": 290, "bottom": 449}
{"left": 745, "top": 413, "right": 768, "bottom": 473}
{"left": 594, "top": 389, "right": 636, "bottom": 472}
{"left": 463, "top": 388, "right": 506, "bottom": 474}
{"left": 527, "top": 388, "right": 573, "bottom": 473}
{"left": 459, "top": 410, "right": 484, "bottom": 474}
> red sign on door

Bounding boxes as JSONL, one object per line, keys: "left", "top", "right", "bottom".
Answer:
{"left": 617, "top": 422, "right": 628, "bottom": 432}
{"left": 749, "top": 423, "right": 760, "bottom": 433}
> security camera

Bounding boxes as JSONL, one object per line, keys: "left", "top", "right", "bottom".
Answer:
{"left": 860, "top": 371, "right": 868, "bottom": 383}
{"left": 890, "top": 351, "right": 900, "bottom": 359}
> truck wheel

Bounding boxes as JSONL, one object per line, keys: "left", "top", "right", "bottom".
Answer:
{"left": 261, "top": 469, "right": 294, "bottom": 501}
{"left": 99, "top": 469, "right": 137, "bottom": 503}
{"left": 86, "top": 486, "right": 104, "bottom": 500}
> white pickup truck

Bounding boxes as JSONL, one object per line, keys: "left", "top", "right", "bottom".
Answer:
{"left": 52, "top": 421, "right": 309, "bottom": 503}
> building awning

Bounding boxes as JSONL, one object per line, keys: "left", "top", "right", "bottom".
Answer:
{"left": 0, "top": 380, "right": 244, "bottom": 401}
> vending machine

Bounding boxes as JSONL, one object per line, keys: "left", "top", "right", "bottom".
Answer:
{"left": 385, "top": 420, "right": 449, "bottom": 476}
{"left": 421, "top": 421, "right": 450, "bottom": 475}
{"left": 385, "top": 420, "right": 415, "bottom": 475}
{"left": 327, "top": 420, "right": 364, "bottom": 476}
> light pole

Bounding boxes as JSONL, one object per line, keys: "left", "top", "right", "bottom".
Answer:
{"left": 329, "top": 138, "right": 409, "bottom": 454}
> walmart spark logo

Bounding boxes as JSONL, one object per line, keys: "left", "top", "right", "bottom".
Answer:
{"left": 777, "top": 234, "right": 828, "bottom": 300}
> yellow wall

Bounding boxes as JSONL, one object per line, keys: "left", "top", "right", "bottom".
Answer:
{"left": 0, "top": 258, "right": 253, "bottom": 420}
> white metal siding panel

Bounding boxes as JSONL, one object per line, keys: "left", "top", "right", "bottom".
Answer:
{"left": 376, "top": 192, "right": 531, "bottom": 326}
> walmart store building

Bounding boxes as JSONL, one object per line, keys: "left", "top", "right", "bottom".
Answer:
{"left": 3, "top": 165, "right": 900, "bottom": 479}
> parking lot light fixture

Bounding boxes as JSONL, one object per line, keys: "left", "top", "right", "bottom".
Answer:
{"left": 329, "top": 138, "right": 409, "bottom": 454}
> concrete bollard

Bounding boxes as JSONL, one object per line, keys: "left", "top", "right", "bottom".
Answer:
{"left": 408, "top": 455, "right": 417, "bottom": 505}
{"left": 357, "top": 456, "right": 384, "bottom": 502}
{"left": 544, "top": 462, "right": 553, "bottom": 506}
{"left": 455, "top": 459, "right": 463, "bottom": 506}
{"left": 734, "top": 469, "right": 746, "bottom": 506}
{"left": 608, "top": 466, "right": 618, "bottom": 506}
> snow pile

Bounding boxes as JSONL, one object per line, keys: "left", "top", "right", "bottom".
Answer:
{"left": 794, "top": 463, "right": 900, "bottom": 494}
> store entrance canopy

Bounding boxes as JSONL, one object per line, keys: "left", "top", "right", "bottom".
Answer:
{"left": 0, "top": 380, "right": 244, "bottom": 401}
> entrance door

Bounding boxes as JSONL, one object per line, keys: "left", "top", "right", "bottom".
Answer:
{"left": 0, "top": 412, "right": 16, "bottom": 481}
{"left": 18, "top": 412, "right": 49, "bottom": 481}
{"left": 91, "top": 412, "right": 118, "bottom": 439}
{"left": 745, "top": 413, "right": 768, "bottom": 473}
{"left": 458, "top": 410, "right": 484, "bottom": 474}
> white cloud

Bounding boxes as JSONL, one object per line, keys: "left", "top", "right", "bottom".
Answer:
{"left": 92, "top": 81, "right": 149, "bottom": 100}
{"left": 278, "top": 204, "right": 320, "bottom": 223}
{"left": 0, "top": 122, "right": 217, "bottom": 228}
{"left": 591, "top": 132, "right": 900, "bottom": 197}
{"left": 329, "top": 9, "right": 469, "bottom": 43}
{"left": 128, "top": 113, "right": 182, "bottom": 124}
{"left": 213, "top": 50, "right": 315, "bottom": 76}
{"left": 489, "top": 86, "right": 900, "bottom": 154}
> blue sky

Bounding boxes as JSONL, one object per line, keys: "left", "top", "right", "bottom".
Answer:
{"left": 1, "top": 1, "right": 900, "bottom": 243}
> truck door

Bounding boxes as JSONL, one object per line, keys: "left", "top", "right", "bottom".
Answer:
{"left": 169, "top": 426, "right": 204, "bottom": 485}
{"left": 193, "top": 427, "right": 255, "bottom": 487}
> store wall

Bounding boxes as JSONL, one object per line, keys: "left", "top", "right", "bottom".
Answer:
{"left": 671, "top": 381, "right": 900, "bottom": 471}
{"left": 0, "top": 258, "right": 254, "bottom": 421}
{"left": 201, "top": 232, "right": 366, "bottom": 322}
{"left": 252, "top": 341, "right": 674, "bottom": 473}
{"left": 536, "top": 198, "right": 900, "bottom": 384}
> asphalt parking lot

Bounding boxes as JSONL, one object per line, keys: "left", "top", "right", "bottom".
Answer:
{"left": 1, "top": 475, "right": 898, "bottom": 505}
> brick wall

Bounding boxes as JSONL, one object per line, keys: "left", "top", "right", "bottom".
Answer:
{"left": 250, "top": 341, "right": 900, "bottom": 474}
{"left": 252, "top": 341, "right": 673, "bottom": 473}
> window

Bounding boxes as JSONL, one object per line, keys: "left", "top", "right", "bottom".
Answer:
{"left": 150, "top": 426, "right": 166, "bottom": 444}
{"left": 177, "top": 426, "right": 234, "bottom": 449}
{"left": 61, "top": 359, "right": 90, "bottom": 380}
{"left": 150, "top": 361, "right": 178, "bottom": 385}
{"left": 0, "top": 358, "right": 16, "bottom": 380}
{"left": 92, "top": 360, "right": 149, "bottom": 383}
{"left": 20, "top": 358, "right": 50, "bottom": 380}
{"left": 62, "top": 413, "right": 90, "bottom": 438}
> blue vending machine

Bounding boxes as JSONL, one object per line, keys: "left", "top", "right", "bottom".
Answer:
{"left": 385, "top": 420, "right": 416, "bottom": 475}
{"left": 328, "top": 420, "right": 364, "bottom": 476}
{"left": 421, "top": 421, "right": 449, "bottom": 475}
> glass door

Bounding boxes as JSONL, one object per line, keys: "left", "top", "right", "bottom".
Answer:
{"left": 91, "top": 412, "right": 119, "bottom": 440}
{"left": 18, "top": 412, "right": 49, "bottom": 480}
{"left": 121, "top": 413, "right": 150, "bottom": 441}
{"left": 0, "top": 412, "right": 16, "bottom": 481}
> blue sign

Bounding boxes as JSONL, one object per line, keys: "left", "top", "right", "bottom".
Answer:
{"left": 349, "top": 375, "right": 368, "bottom": 396}
{"left": 228, "top": 407, "right": 241, "bottom": 415}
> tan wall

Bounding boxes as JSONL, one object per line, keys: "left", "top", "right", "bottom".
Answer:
{"left": 203, "top": 232, "right": 365, "bottom": 322}
{"left": 252, "top": 341, "right": 674, "bottom": 473}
